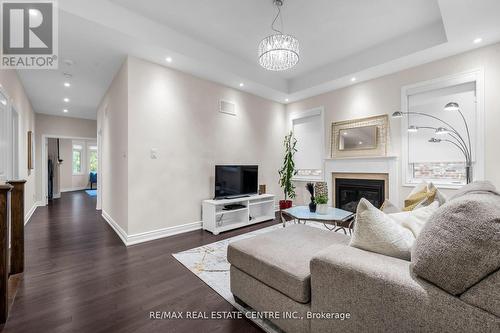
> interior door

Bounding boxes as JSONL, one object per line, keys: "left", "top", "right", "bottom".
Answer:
{"left": 12, "top": 108, "right": 19, "bottom": 179}
{"left": 0, "top": 91, "right": 8, "bottom": 182}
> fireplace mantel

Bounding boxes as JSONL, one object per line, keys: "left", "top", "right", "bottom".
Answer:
{"left": 324, "top": 156, "right": 399, "bottom": 205}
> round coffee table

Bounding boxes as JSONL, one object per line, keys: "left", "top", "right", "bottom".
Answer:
{"left": 281, "top": 206, "right": 355, "bottom": 234}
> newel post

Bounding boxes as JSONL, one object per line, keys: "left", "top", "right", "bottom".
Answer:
{"left": 0, "top": 184, "right": 12, "bottom": 323}
{"left": 7, "top": 180, "right": 26, "bottom": 275}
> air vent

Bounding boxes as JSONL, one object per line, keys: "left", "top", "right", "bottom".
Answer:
{"left": 219, "top": 100, "right": 236, "bottom": 116}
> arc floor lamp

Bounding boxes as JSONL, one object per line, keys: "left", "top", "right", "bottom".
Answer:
{"left": 393, "top": 102, "right": 473, "bottom": 184}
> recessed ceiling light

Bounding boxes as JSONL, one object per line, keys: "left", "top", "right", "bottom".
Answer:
{"left": 351, "top": 77, "right": 357, "bottom": 82}
{"left": 473, "top": 37, "right": 483, "bottom": 44}
{"left": 63, "top": 98, "right": 70, "bottom": 103}
{"left": 63, "top": 109, "right": 68, "bottom": 113}
{"left": 239, "top": 83, "right": 244, "bottom": 87}
{"left": 285, "top": 98, "right": 289, "bottom": 102}
{"left": 64, "top": 82, "right": 71, "bottom": 87}
{"left": 166, "top": 57, "right": 172, "bottom": 63}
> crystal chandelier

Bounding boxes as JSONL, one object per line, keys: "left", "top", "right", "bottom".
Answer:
{"left": 258, "top": 0, "right": 299, "bottom": 71}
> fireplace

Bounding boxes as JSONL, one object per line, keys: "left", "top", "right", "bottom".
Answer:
{"left": 333, "top": 173, "right": 388, "bottom": 213}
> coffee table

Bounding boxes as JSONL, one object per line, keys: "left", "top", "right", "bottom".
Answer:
{"left": 281, "top": 206, "right": 355, "bottom": 235}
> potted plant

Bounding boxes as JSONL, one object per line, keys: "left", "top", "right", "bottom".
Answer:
{"left": 316, "top": 194, "right": 329, "bottom": 215}
{"left": 278, "top": 131, "right": 297, "bottom": 210}
{"left": 306, "top": 183, "right": 316, "bottom": 213}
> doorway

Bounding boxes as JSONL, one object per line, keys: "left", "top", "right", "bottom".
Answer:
{"left": 42, "top": 135, "right": 98, "bottom": 206}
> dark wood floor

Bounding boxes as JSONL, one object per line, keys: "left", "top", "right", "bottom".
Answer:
{"left": 3, "top": 191, "right": 274, "bottom": 333}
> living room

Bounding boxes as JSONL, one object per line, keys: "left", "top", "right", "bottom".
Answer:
{"left": 0, "top": 0, "right": 499, "bottom": 332}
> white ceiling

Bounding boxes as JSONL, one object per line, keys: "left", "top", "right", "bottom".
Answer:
{"left": 110, "top": 0, "right": 443, "bottom": 78}
{"left": 15, "top": 0, "right": 500, "bottom": 120}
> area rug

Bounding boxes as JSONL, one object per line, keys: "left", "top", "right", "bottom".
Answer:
{"left": 173, "top": 222, "right": 348, "bottom": 332}
{"left": 85, "top": 189, "right": 97, "bottom": 197}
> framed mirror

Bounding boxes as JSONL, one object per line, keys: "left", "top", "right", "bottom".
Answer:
{"left": 331, "top": 114, "right": 388, "bottom": 158}
{"left": 338, "top": 125, "right": 378, "bottom": 150}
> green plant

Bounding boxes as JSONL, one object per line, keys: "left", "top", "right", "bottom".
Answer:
{"left": 315, "top": 194, "right": 328, "bottom": 205}
{"left": 278, "top": 131, "right": 298, "bottom": 200}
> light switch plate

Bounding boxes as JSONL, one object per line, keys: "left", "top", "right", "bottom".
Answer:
{"left": 150, "top": 148, "right": 158, "bottom": 159}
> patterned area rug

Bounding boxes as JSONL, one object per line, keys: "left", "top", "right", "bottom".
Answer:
{"left": 173, "top": 222, "right": 348, "bottom": 332}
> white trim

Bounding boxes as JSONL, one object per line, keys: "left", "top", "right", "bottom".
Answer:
{"left": 400, "top": 69, "right": 485, "bottom": 189}
{"left": 126, "top": 221, "right": 202, "bottom": 246}
{"left": 289, "top": 106, "right": 326, "bottom": 182}
{"left": 101, "top": 210, "right": 128, "bottom": 245}
{"left": 101, "top": 210, "right": 203, "bottom": 247}
{"left": 24, "top": 201, "right": 43, "bottom": 225}
{"left": 60, "top": 187, "right": 87, "bottom": 193}
{"left": 53, "top": 193, "right": 61, "bottom": 199}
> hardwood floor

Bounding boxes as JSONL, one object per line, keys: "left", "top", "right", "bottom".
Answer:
{"left": 3, "top": 191, "right": 274, "bottom": 333}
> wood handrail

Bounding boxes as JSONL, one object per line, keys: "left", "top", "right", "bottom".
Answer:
{"left": 7, "top": 180, "right": 26, "bottom": 275}
{"left": 0, "top": 184, "right": 13, "bottom": 323}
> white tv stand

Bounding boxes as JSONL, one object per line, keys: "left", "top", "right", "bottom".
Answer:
{"left": 202, "top": 194, "right": 275, "bottom": 235}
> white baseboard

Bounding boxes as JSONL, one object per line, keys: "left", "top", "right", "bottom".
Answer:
{"left": 61, "top": 186, "right": 87, "bottom": 193}
{"left": 126, "top": 221, "right": 202, "bottom": 246}
{"left": 101, "top": 210, "right": 202, "bottom": 246}
{"left": 101, "top": 210, "right": 128, "bottom": 246}
{"left": 53, "top": 193, "right": 61, "bottom": 199}
{"left": 25, "top": 201, "right": 43, "bottom": 225}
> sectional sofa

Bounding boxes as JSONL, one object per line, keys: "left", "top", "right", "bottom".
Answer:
{"left": 227, "top": 181, "right": 500, "bottom": 332}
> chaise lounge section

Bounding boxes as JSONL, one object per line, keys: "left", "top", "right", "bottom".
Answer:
{"left": 228, "top": 182, "right": 500, "bottom": 333}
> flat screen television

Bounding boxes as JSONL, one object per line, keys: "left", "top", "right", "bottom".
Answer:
{"left": 215, "top": 165, "right": 258, "bottom": 199}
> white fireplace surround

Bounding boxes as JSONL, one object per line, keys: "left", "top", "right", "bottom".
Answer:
{"left": 324, "top": 156, "right": 399, "bottom": 206}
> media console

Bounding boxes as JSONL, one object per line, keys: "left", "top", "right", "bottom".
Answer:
{"left": 202, "top": 194, "right": 275, "bottom": 235}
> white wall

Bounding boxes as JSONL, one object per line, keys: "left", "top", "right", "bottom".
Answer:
{"left": 59, "top": 138, "right": 96, "bottom": 191}
{"left": 287, "top": 42, "right": 500, "bottom": 206}
{"left": 99, "top": 56, "right": 287, "bottom": 239}
{"left": 97, "top": 60, "right": 129, "bottom": 234}
{"left": 35, "top": 114, "right": 97, "bottom": 202}
{"left": 0, "top": 69, "right": 37, "bottom": 220}
{"left": 127, "top": 56, "right": 286, "bottom": 235}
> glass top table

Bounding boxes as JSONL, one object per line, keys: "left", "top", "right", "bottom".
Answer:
{"left": 281, "top": 206, "right": 355, "bottom": 234}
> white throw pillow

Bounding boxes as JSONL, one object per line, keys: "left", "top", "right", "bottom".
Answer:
{"left": 349, "top": 199, "right": 439, "bottom": 260}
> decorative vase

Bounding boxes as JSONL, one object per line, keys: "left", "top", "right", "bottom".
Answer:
{"left": 279, "top": 200, "right": 293, "bottom": 210}
{"left": 309, "top": 201, "right": 317, "bottom": 213}
{"left": 317, "top": 204, "right": 328, "bottom": 215}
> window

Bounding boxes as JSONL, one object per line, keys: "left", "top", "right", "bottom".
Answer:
{"left": 401, "top": 71, "right": 484, "bottom": 187}
{"left": 290, "top": 108, "right": 324, "bottom": 181}
{"left": 88, "top": 145, "right": 98, "bottom": 173}
{"left": 72, "top": 143, "right": 83, "bottom": 175}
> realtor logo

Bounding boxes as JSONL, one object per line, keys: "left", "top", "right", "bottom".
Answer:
{"left": 1, "top": 0, "right": 58, "bottom": 69}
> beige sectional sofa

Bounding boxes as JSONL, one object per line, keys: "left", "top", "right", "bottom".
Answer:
{"left": 227, "top": 182, "right": 500, "bottom": 333}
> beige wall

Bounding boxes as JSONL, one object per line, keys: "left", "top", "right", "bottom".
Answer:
{"left": 58, "top": 138, "right": 96, "bottom": 191}
{"left": 35, "top": 114, "right": 97, "bottom": 201}
{"left": 99, "top": 56, "right": 287, "bottom": 237}
{"left": 126, "top": 56, "right": 286, "bottom": 235}
{"left": 287, "top": 42, "right": 500, "bottom": 206}
{"left": 0, "top": 69, "right": 37, "bottom": 219}
{"left": 97, "top": 60, "right": 129, "bottom": 233}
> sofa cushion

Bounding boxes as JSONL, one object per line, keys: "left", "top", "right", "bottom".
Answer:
{"left": 227, "top": 224, "right": 349, "bottom": 303}
{"left": 412, "top": 181, "right": 500, "bottom": 295}
{"left": 350, "top": 198, "right": 439, "bottom": 260}
{"left": 460, "top": 269, "right": 500, "bottom": 317}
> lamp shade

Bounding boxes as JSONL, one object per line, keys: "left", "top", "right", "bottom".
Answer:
{"left": 258, "top": 34, "right": 300, "bottom": 71}
{"left": 444, "top": 102, "right": 460, "bottom": 112}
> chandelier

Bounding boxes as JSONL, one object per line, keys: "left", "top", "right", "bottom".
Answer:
{"left": 258, "top": 0, "right": 299, "bottom": 71}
